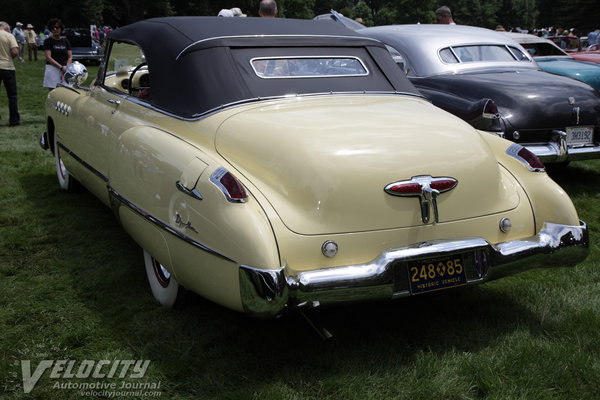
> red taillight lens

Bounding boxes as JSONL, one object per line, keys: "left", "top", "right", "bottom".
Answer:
{"left": 388, "top": 182, "right": 422, "bottom": 194}
{"left": 506, "top": 143, "right": 545, "bottom": 172}
{"left": 220, "top": 171, "right": 247, "bottom": 200}
{"left": 430, "top": 178, "right": 457, "bottom": 192}
{"left": 210, "top": 167, "right": 248, "bottom": 202}
{"left": 517, "top": 148, "right": 545, "bottom": 170}
{"left": 483, "top": 99, "right": 499, "bottom": 116}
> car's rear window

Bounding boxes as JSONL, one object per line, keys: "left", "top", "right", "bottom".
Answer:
{"left": 65, "top": 30, "right": 92, "bottom": 47}
{"left": 519, "top": 42, "right": 567, "bottom": 57}
{"left": 439, "top": 45, "right": 531, "bottom": 64}
{"left": 250, "top": 56, "right": 369, "bottom": 78}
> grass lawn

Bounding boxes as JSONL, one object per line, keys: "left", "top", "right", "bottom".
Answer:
{"left": 1, "top": 59, "right": 599, "bottom": 400}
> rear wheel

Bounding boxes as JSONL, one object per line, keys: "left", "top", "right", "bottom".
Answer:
{"left": 143, "top": 250, "right": 185, "bottom": 307}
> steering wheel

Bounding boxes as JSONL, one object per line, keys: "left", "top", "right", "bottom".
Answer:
{"left": 128, "top": 62, "right": 147, "bottom": 95}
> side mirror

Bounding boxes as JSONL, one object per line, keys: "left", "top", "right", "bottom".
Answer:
{"left": 64, "top": 61, "right": 88, "bottom": 87}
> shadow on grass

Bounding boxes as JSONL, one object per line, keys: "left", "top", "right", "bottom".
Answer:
{"left": 21, "top": 170, "right": 562, "bottom": 395}
{"left": 546, "top": 161, "right": 600, "bottom": 194}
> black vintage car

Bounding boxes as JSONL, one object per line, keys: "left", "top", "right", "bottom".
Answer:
{"left": 63, "top": 28, "right": 103, "bottom": 64}
{"left": 359, "top": 24, "right": 600, "bottom": 164}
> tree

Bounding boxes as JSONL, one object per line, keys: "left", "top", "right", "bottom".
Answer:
{"left": 4, "top": 0, "right": 596, "bottom": 32}
{"left": 102, "top": 0, "right": 175, "bottom": 25}
{"left": 441, "top": 0, "right": 503, "bottom": 28}
{"left": 314, "top": 0, "right": 335, "bottom": 15}
{"left": 280, "top": 0, "right": 316, "bottom": 19}
{"left": 554, "top": 0, "right": 600, "bottom": 33}
{"left": 372, "top": 0, "right": 438, "bottom": 25}
{"left": 352, "top": 1, "right": 374, "bottom": 26}
{"left": 497, "top": 0, "right": 538, "bottom": 31}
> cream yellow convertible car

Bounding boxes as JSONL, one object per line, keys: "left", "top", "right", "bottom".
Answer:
{"left": 41, "top": 17, "right": 588, "bottom": 318}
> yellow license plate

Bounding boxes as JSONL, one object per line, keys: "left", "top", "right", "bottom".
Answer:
{"left": 408, "top": 255, "right": 467, "bottom": 294}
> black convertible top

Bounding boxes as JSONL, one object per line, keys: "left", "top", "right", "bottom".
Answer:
{"left": 106, "top": 17, "right": 419, "bottom": 117}
{"left": 109, "top": 16, "right": 376, "bottom": 53}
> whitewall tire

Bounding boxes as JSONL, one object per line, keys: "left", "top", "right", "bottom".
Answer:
{"left": 143, "top": 250, "right": 184, "bottom": 307}
{"left": 54, "top": 134, "right": 77, "bottom": 191}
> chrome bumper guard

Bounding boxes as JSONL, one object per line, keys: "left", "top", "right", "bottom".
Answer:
{"left": 527, "top": 130, "right": 600, "bottom": 163}
{"left": 239, "top": 221, "right": 588, "bottom": 318}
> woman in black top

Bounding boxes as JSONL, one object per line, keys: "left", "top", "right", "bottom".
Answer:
{"left": 42, "top": 18, "right": 72, "bottom": 89}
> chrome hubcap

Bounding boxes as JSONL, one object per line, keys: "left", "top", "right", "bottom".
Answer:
{"left": 152, "top": 258, "right": 170, "bottom": 288}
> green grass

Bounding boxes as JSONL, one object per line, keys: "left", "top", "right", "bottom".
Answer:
{"left": 1, "top": 59, "right": 600, "bottom": 400}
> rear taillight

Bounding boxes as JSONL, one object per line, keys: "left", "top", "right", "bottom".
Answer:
{"left": 430, "top": 178, "right": 458, "bottom": 192}
{"left": 482, "top": 99, "right": 499, "bottom": 119}
{"left": 385, "top": 177, "right": 458, "bottom": 196}
{"left": 210, "top": 167, "right": 248, "bottom": 203}
{"left": 506, "top": 143, "right": 545, "bottom": 172}
{"left": 386, "top": 182, "right": 422, "bottom": 194}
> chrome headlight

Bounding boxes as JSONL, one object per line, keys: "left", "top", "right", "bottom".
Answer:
{"left": 64, "top": 61, "right": 88, "bottom": 86}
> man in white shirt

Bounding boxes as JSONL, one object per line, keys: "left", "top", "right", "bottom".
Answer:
{"left": 0, "top": 21, "right": 20, "bottom": 126}
{"left": 12, "top": 22, "right": 25, "bottom": 62}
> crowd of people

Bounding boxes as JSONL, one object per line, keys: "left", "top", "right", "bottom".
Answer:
{"left": 4, "top": 22, "right": 48, "bottom": 63}
{"left": 218, "top": 0, "right": 277, "bottom": 18}
{"left": 0, "top": 0, "right": 280, "bottom": 127}
{"left": 92, "top": 26, "right": 112, "bottom": 45}
{"left": 435, "top": 5, "right": 597, "bottom": 48}
{"left": 0, "top": 17, "right": 74, "bottom": 127}
{"left": 1, "top": 1, "right": 597, "bottom": 127}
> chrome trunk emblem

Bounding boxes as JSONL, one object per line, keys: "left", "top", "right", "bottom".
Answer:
{"left": 384, "top": 176, "right": 458, "bottom": 224}
{"left": 568, "top": 97, "right": 580, "bottom": 124}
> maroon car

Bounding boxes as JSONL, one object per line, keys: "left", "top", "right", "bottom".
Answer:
{"left": 546, "top": 36, "right": 600, "bottom": 63}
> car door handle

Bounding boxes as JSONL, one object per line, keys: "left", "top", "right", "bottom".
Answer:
{"left": 176, "top": 181, "right": 203, "bottom": 200}
{"left": 107, "top": 99, "right": 121, "bottom": 105}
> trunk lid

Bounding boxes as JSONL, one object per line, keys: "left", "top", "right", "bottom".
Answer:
{"left": 215, "top": 95, "right": 520, "bottom": 235}
{"left": 413, "top": 70, "right": 600, "bottom": 131}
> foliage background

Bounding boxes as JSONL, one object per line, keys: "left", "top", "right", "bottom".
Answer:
{"left": 2, "top": 0, "right": 599, "bottom": 36}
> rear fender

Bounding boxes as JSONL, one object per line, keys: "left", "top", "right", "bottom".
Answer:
{"left": 481, "top": 132, "right": 580, "bottom": 229}
{"left": 108, "top": 126, "right": 280, "bottom": 311}
{"left": 418, "top": 88, "right": 505, "bottom": 132}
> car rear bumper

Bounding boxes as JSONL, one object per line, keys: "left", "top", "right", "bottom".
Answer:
{"left": 71, "top": 54, "right": 103, "bottom": 62}
{"left": 239, "top": 221, "right": 589, "bottom": 318}
{"left": 525, "top": 133, "right": 600, "bottom": 163}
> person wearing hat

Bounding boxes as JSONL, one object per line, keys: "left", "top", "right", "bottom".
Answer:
{"left": 217, "top": 9, "right": 234, "bottom": 17}
{"left": 230, "top": 7, "right": 247, "bottom": 17}
{"left": 0, "top": 21, "right": 20, "bottom": 126}
{"left": 12, "top": 22, "right": 25, "bottom": 62}
{"left": 24, "top": 24, "right": 37, "bottom": 61}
